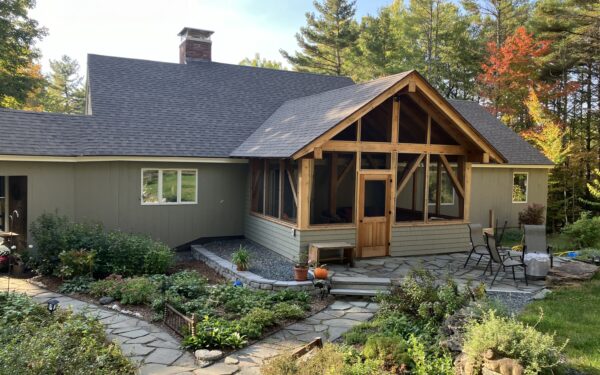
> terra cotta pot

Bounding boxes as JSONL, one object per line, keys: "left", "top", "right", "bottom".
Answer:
{"left": 293, "top": 266, "right": 308, "bottom": 281}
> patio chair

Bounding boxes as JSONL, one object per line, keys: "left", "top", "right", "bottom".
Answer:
{"left": 523, "top": 225, "right": 554, "bottom": 268}
{"left": 463, "top": 224, "right": 490, "bottom": 268}
{"left": 485, "top": 233, "right": 528, "bottom": 286}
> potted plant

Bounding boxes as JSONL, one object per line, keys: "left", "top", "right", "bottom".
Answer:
{"left": 294, "top": 252, "right": 309, "bottom": 281}
{"left": 231, "top": 245, "right": 250, "bottom": 271}
{"left": 312, "top": 262, "right": 329, "bottom": 280}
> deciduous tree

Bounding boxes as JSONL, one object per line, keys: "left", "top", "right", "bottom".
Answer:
{"left": 239, "top": 53, "right": 285, "bottom": 70}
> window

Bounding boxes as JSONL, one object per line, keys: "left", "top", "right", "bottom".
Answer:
{"left": 141, "top": 169, "right": 197, "bottom": 205}
{"left": 512, "top": 172, "right": 528, "bottom": 203}
{"left": 250, "top": 159, "right": 298, "bottom": 223}
{"left": 428, "top": 164, "right": 455, "bottom": 206}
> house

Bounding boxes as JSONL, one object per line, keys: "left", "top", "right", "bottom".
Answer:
{"left": 0, "top": 28, "right": 552, "bottom": 259}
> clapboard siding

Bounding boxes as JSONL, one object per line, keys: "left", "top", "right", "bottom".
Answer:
{"left": 245, "top": 214, "right": 300, "bottom": 260}
{"left": 390, "top": 224, "right": 470, "bottom": 256}
{"left": 299, "top": 228, "right": 356, "bottom": 252}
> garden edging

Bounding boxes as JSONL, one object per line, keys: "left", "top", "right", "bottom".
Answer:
{"left": 191, "top": 245, "right": 314, "bottom": 292}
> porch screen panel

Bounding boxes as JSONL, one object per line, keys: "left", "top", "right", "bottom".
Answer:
{"left": 310, "top": 152, "right": 355, "bottom": 225}
{"left": 282, "top": 160, "right": 298, "bottom": 223}
{"left": 361, "top": 98, "right": 392, "bottom": 142}
{"left": 265, "top": 160, "right": 280, "bottom": 217}
{"left": 251, "top": 160, "right": 264, "bottom": 214}
{"left": 395, "top": 154, "right": 425, "bottom": 222}
{"left": 428, "top": 155, "right": 464, "bottom": 220}
{"left": 398, "top": 96, "right": 427, "bottom": 143}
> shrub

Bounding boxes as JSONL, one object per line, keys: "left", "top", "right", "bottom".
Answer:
{"left": 518, "top": 204, "right": 546, "bottom": 226}
{"left": 59, "top": 275, "right": 94, "bottom": 294}
{"left": 462, "top": 310, "right": 566, "bottom": 375}
{"left": 29, "top": 213, "right": 71, "bottom": 275}
{"left": 182, "top": 315, "right": 247, "bottom": 349}
{"left": 58, "top": 249, "right": 95, "bottom": 279}
{"left": 119, "top": 277, "right": 158, "bottom": 305}
{"left": 273, "top": 302, "right": 305, "bottom": 320}
{"left": 562, "top": 212, "right": 600, "bottom": 249}
{"left": 363, "top": 335, "right": 411, "bottom": 365}
{"left": 89, "top": 275, "right": 125, "bottom": 299}
{"left": 143, "top": 245, "right": 174, "bottom": 274}
{"left": 269, "top": 289, "right": 310, "bottom": 309}
{"left": 408, "top": 335, "right": 454, "bottom": 375}
{"left": 343, "top": 321, "right": 378, "bottom": 345}
{"left": 167, "top": 270, "right": 208, "bottom": 299}
{"left": 0, "top": 292, "right": 134, "bottom": 375}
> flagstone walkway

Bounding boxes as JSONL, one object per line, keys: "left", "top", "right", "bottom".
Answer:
{"left": 1, "top": 277, "right": 378, "bottom": 375}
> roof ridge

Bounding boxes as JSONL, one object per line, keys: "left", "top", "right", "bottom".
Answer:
{"left": 278, "top": 70, "right": 413, "bottom": 107}
{"left": 0, "top": 107, "right": 89, "bottom": 118}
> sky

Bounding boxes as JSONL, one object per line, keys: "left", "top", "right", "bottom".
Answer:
{"left": 30, "top": 0, "right": 390, "bottom": 76}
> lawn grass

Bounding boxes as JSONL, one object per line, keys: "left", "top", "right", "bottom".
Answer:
{"left": 519, "top": 273, "right": 600, "bottom": 374}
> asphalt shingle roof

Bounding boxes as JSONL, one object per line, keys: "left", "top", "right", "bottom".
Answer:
{"left": 448, "top": 100, "right": 553, "bottom": 165}
{"left": 231, "top": 71, "right": 412, "bottom": 158}
{"left": 0, "top": 54, "right": 551, "bottom": 165}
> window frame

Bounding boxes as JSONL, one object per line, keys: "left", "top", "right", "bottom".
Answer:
{"left": 141, "top": 168, "right": 198, "bottom": 205}
{"left": 428, "top": 165, "right": 456, "bottom": 206}
{"left": 512, "top": 172, "right": 528, "bottom": 204}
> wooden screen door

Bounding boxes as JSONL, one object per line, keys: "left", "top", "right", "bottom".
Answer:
{"left": 358, "top": 174, "right": 390, "bottom": 258}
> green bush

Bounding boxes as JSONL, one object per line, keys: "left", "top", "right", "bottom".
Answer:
{"left": 119, "top": 277, "right": 158, "bottom": 305}
{"left": 343, "top": 321, "right": 378, "bottom": 345}
{"left": 89, "top": 274, "right": 125, "bottom": 299}
{"left": 273, "top": 302, "right": 305, "bottom": 320}
{"left": 59, "top": 275, "right": 94, "bottom": 294}
{"left": 377, "top": 268, "right": 473, "bottom": 325}
{"left": 462, "top": 310, "right": 566, "bottom": 375}
{"left": 0, "top": 292, "right": 134, "bottom": 375}
{"left": 363, "top": 335, "right": 411, "bottom": 365}
{"left": 575, "top": 247, "right": 600, "bottom": 261}
{"left": 238, "top": 308, "right": 276, "bottom": 339}
{"left": 143, "top": 245, "right": 174, "bottom": 274}
{"left": 563, "top": 212, "right": 600, "bottom": 249}
{"left": 29, "top": 213, "right": 71, "bottom": 275}
{"left": 518, "top": 204, "right": 546, "bottom": 226}
{"left": 167, "top": 270, "right": 208, "bottom": 299}
{"left": 182, "top": 315, "right": 247, "bottom": 349}
{"left": 408, "top": 335, "right": 454, "bottom": 375}
{"left": 58, "top": 249, "right": 95, "bottom": 279}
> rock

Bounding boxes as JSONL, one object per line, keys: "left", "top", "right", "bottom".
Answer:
{"left": 483, "top": 349, "right": 524, "bottom": 375}
{"left": 532, "top": 289, "right": 552, "bottom": 300}
{"left": 110, "top": 304, "right": 121, "bottom": 311}
{"left": 224, "top": 356, "right": 239, "bottom": 365}
{"left": 193, "top": 363, "right": 239, "bottom": 375}
{"left": 99, "top": 296, "right": 114, "bottom": 305}
{"left": 546, "top": 262, "right": 598, "bottom": 287}
{"left": 195, "top": 349, "right": 224, "bottom": 361}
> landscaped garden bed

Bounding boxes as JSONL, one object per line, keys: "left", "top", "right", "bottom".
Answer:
{"left": 262, "top": 269, "right": 568, "bottom": 375}
{"left": 0, "top": 291, "right": 135, "bottom": 375}
{"left": 22, "top": 213, "right": 329, "bottom": 356}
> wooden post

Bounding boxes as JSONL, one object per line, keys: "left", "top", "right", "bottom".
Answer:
{"left": 279, "top": 160, "right": 285, "bottom": 219}
{"left": 191, "top": 313, "right": 197, "bottom": 337}
{"left": 329, "top": 153, "right": 338, "bottom": 216}
{"left": 263, "top": 160, "right": 268, "bottom": 214}
{"left": 489, "top": 209, "right": 495, "bottom": 229}
{"left": 298, "top": 158, "right": 313, "bottom": 229}
{"left": 463, "top": 162, "right": 472, "bottom": 221}
{"left": 423, "top": 115, "right": 431, "bottom": 222}
{"left": 436, "top": 157, "right": 441, "bottom": 216}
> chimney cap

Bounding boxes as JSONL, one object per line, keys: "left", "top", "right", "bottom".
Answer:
{"left": 178, "top": 27, "right": 214, "bottom": 42}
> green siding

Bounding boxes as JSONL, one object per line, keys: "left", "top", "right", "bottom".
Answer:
{"left": 470, "top": 167, "right": 548, "bottom": 228}
{"left": 244, "top": 215, "right": 300, "bottom": 260}
{"left": 390, "top": 224, "right": 470, "bottom": 256}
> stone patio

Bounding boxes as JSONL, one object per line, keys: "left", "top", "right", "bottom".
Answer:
{"left": 328, "top": 252, "right": 569, "bottom": 294}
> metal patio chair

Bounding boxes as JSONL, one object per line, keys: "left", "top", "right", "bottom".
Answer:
{"left": 485, "top": 233, "right": 528, "bottom": 286}
{"left": 463, "top": 224, "right": 490, "bottom": 269}
{"left": 523, "top": 225, "right": 554, "bottom": 268}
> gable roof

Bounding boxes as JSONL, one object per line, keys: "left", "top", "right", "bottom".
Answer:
{"left": 448, "top": 100, "right": 553, "bottom": 165}
{"left": 0, "top": 54, "right": 551, "bottom": 165}
{"left": 231, "top": 71, "right": 412, "bottom": 158}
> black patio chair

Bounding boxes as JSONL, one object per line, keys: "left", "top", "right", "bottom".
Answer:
{"left": 463, "top": 224, "right": 490, "bottom": 269}
{"left": 485, "top": 233, "right": 528, "bottom": 286}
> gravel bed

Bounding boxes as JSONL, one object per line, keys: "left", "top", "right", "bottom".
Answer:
{"left": 486, "top": 291, "right": 532, "bottom": 315}
{"left": 203, "top": 239, "right": 295, "bottom": 281}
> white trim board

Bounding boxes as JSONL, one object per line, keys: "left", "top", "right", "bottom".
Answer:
{"left": 471, "top": 164, "right": 553, "bottom": 169}
{"left": 0, "top": 155, "right": 248, "bottom": 164}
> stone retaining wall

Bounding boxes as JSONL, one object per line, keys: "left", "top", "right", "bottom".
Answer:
{"left": 191, "top": 245, "right": 315, "bottom": 292}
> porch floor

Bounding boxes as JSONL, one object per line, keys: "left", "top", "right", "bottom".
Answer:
{"left": 328, "top": 252, "right": 567, "bottom": 294}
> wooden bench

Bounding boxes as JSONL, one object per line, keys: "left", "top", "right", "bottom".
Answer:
{"left": 308, "top": 242, "right": 355, "bottom": 267}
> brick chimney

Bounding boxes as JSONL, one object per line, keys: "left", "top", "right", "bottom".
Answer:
{"left": 178, "top": 27, "right": 213, "bottom": 63}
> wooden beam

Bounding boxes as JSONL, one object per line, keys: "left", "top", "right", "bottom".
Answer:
{"left": 286, "top": 167, "right": 298, "bottom": 207}
{"left": 482, "top": 152, "right": 490, "bottom": 164}
{"left": 336, "top": 156, "right": 355, "bottom": 189}
{"left": 423, "top": 153, "right": 431, "bottom": 222}
{"left": 329, "top": 153, "right": 338, "bottom": 215}
{"left": 463, "top": 162, "right": 472, "bottom": 221}
{"left": 408, "top": 79, "right": 416, "bottom": 92}
{"left": 292, "top": 78, "right": 410, "bottom": 159}
{"left": 396, "top": 153, "right": 426, "bottom": 197}
{"left": 314, "top": 147, "right": 323, "bottom": 160}
{"left": 426, "top": 114, "right": 432, "bottom": 145}
{"left": 439, "top": 154, "right": 465, "bottom": 198}
{"left": 391, "top": 98, "right": 399, "bottom": 144}
{"left": 321, "top": 140, "right": 467, "bottom": 155}
{"left": 436, "top": 158, "right": 441, "bottom": 216}
{"left": 262, "top": 160, "right": 267, "bottom": 214}
{"left": 298, "top": 158, "right": 313, "bottom": 229}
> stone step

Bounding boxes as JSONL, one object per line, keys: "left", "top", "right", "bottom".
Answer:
{"left": 329, "top": 288, "right": 390, "bottom": 297}
{"left": 331, "top": 276, "right": 391, "bottom": 286}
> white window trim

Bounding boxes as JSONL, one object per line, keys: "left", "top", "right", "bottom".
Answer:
{"left": 512, "top": 172, "right": 528, "bottom": 204}
{"left": 141, "top": 168, "right": 198, "bottom": 205}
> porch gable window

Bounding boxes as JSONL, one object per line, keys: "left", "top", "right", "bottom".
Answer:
{"left": 512, "top": 172, "right": 528, "bottom": 203}
{"left": 141, "top": 169, "right": 197, "bottom": 205}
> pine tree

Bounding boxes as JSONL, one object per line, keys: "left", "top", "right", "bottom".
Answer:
{"left": 239, "top": 53, "right": 285, "bottom": 70}
{"left": 43, "top": 55, "right": 85, "bottom": 114}
{"left": 462, "top": 0, "right": 530, "bottom": 46}
{"left": 280, "top": 0, "right": 359, "bottom": 76}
